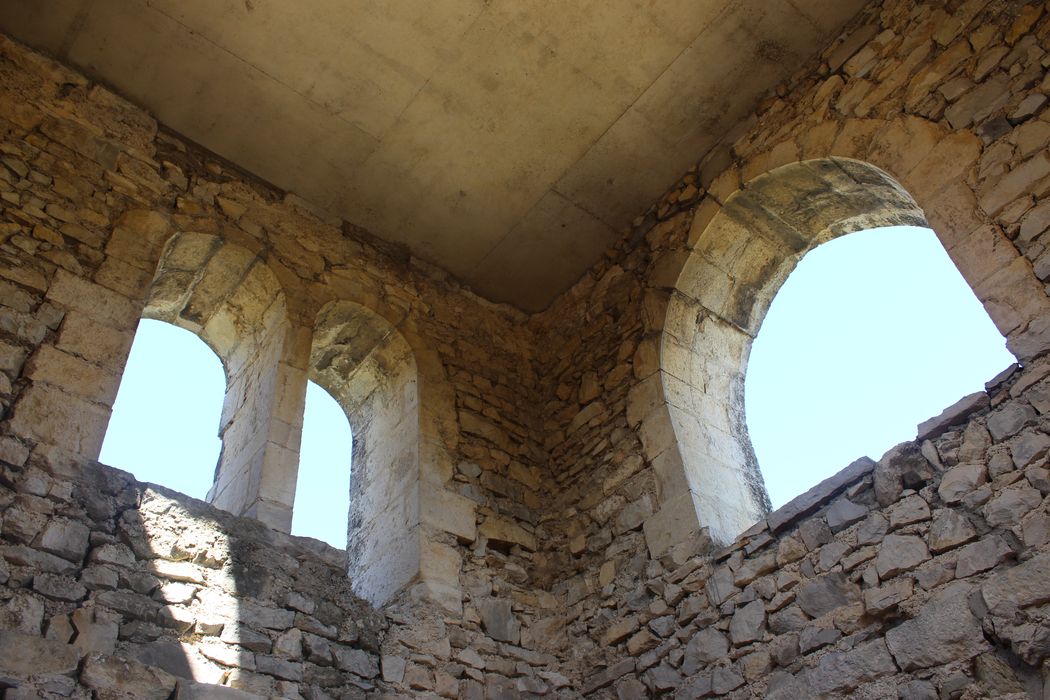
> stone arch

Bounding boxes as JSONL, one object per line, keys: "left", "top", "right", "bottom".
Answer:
{"left": 639, "top": 117, "right": 1050, "bottom": 553}
{"left": 309, "top": 300, "right": 419, "bottom": 605}
{"left": 139, "top": 232, "right": 303, "bottom": 532}
{"left": 307, "top": 299, "right": 473, "bottom": 608}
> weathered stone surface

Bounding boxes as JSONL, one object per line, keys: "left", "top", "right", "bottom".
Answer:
{"left": 478, "top": 517, "right": 537, "bottom": 551}
{"left": 729, "top": 600, "right": 766, "bottom": 646}
{"left": 767, "top": 458, "right": 874, "bottom": 532}
{"left": 917, "top": 392, "right": 989, "bottom": 440}
{"left": 81, "top": 654, "right": 178, "bottom": 700}
{"left": 681, "top": 628, "right": 729, "bottom": 674}
{"left": 0, "top": 630, "right": 82, "bottom": 676}
{"left": 795, "top": 573, "right": 860, "bottom": 619}
{"left": 1010, "top": 429, "right": 1050, "bottom": 468}
{"left": 825, "top": 497, "right": 868, "bottom": 531}
{"left": 885, "top": 582, "right": 987, "bottom": 670}
{"left": 581, "top": 659, "right": 635, "bottom": 695}
{"left": 982, "top": 486, "right": 1042, "bottom": 527}
{"left": 888, "top": 494, "right": 930, "bottom": 529}
{"left": 875, "top": 534, "right": 930, "bottom": 579}
{"left": 863, "top": 578, "right": 913, "bottom": 616}
{"left": 987, "top": 403, "right": 1037, "bottom": 441}
{"left": 253, "top": 655, "right": 302, "bottom": 682}
{"left": 380, "top": 654, "right": 407, "bottom": 684}
{"left": 981, "top": 551, "right": 1050, "bottom": 614}
{"left": 938, "top": 463, "right": 987, "bottom": 504}
{"left": 332, "top": 647, "right": 379, "bottom": 679}
{"left": 798, "top": 625, "right": 840, "bottom": 653}
{"left": 928, "top": 509, "right": 977, "bottom": 553}
{"left": 478, "top": 597, "right": 520, "bottom": 644}
{"left": 806, "top": 639, "right": 897, "bottom": 694}
{"left": 37, "top": 519, "right": 90, "bottom": 562}
{"left": 954, "top": 535, "right": 1013, "bottom": 578}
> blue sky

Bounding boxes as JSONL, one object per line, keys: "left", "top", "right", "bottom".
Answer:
{"left": 100, "top": 225, "right": 1014, "bottom": 543}
{"left": 99, "top": 320, "right": 352, "bottom": 545}
{"left": 745, "top": 226, "right": 1014, "bottom": 508}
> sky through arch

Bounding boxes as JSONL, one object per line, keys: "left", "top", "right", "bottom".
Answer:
{"left": 744, "top": 226, "right": 1016, "bottom": 509}
{"left": 100, "top": 319, "right": 224, "bottom": 500}
{"left": 100, "top": 319, "right": 353, "bottom": 548}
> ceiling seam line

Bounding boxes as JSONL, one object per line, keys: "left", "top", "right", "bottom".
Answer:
{"left": 137, "top": 0, "right": 382, "bottom": 141}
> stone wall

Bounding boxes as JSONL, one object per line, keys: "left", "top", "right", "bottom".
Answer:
{"left": 0, "top": 454, "right": 387, "bottom": 698}
{"left": 527, "top": 0, "right": 1050, "bottom": 688}
{"left": 3, "top": 0, "right": 1050, "bottom": 697}
{"left": 0, "top": 27, "right": 561, "bottom": 696}
{"left": 569, "top": 360, "right": 1050, "bottom": 698}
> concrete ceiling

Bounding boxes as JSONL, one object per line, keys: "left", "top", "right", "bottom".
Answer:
{"left": 1, "top": 0, "right": 868, "bottom": 311}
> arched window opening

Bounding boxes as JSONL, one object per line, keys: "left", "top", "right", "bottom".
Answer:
{"left": 290, "top": 381, "right": 352, "bottom": 547}
{"left": 643, "top": 157, "right": 1044, "bottom": 551}
{"left": 744, "top": 226, "right": 1016, "bottom": 509}
{"left": 99, "top": 319, "right": 225, "bottom": 500}
{"left": 309, "top": 301, "right": 421, "bottom": 606}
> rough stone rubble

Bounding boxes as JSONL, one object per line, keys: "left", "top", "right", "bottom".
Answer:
{"left": 1, "top": 0, "right": 1050, "bottom": 697}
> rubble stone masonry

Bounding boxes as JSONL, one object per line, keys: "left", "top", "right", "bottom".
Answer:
{"left": 2, "top": 0, "right": 1050, "bottom": 697}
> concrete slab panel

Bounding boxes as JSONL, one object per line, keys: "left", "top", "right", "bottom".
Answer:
{"left": 468, "top": 190, "right": 618, "bottom": 309}
{"left": 0, "top": 0, "right": 84, "bottom": 54}
{"left": 144, "top": 0, "right": 489, "bottom": 138}
{"left": 65, "top": 0, "right": 379, "bottom": 212}
{"left": 0, "top": 0, "right": 868, "bottom": 310}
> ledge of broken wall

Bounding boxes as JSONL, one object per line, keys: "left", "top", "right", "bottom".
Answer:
{"left": 567, "top": 356, "right": 1050, "bottom": 698}
{"left": 0, "top": 445, "right": 394, "bottom": 698}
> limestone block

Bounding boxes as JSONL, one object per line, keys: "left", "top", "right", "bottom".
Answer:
{"left": 419, "top": 538, "right": 462, "bottom": 614}
{"left": 825, "top": 497, "right": 868, "bottom": 531}
{"left": 421, "top": 488, "right": 476, "bottom": 543}
{"left": 767, "top": 457, "right": 874, "bottom": 532}
{"left": 478, "top": 516, "right": 536, "bottom": 552}
{"left": 625, "top": 373, "right": 663, "bottom": 428}
{"left": 888, "top": 494, "right": 931, "bottom": 529}
{"left": 982, "top": 486, "right": 1042, "bottom": 528}
{"left": 71, "top": 607, "right": 118, "bottom": 657}
{"left": 1011, "top": 430, "right": 1050, "bottom": 468}
{"left": 981, "top": 550, "right": 1050, "bottom": 615}
{"left": 806, "top": 639, "right": 897, "bottom": 694}
{"left": 987, "top": 402, "right": 1037, "bottom": 441}
{"left": 729, "top": 600, "right": 766, "bottom": 646}
{"left": 938, "top": 463, "right": 988, "bottom": 504}
{"left": 955, "top": 535, "right": 1013, "bottom": 578}
{"left": 681, "top": 628, "right": 728, "bottom": 674}
{"left": 45, "top": 270, "right": 139, "bottom": 330}
{"left": 331, "top": 646, "right": 378, "bottom": 679}
{"left": 38, "top": 518, "right": 90, "bottom": 562}
{"left": 795, "top": 573, "right": 861, "bottom": 619}
{"left": 25, "top": 345, "right": 119, "bottom": 402}
{"left": 885, "top": 581, "right": 987, "bottom": 670}
{"left": 863, "top": 578, "right": 913, "bottom": 617}
{"left": 928, "top": 509, "right": 977, "bottom": 553}
{"left": 0, "top": 630, "right": 82, "bottom": 677}
{"left": 7, "top": 383, "right": 109, "bottom": 456}
{"left": 81, "top": 653, "right": 177, "bottom": 700}
{"left": 478, "top": 598, "right": 520, "bottom": 644}
{"left": 253, "top": 655, "right": 302, "bottom": 682}
{"left": 875, "top": 534, "right": 930, "bottom": 579}
{"left": 642, "top": 490, "right": 702, "bottom": 559}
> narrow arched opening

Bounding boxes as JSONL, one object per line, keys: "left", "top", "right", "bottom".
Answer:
{"left": 290, "top": 380, "right": 353, "bottom": 547}
{"left": 744, "top": 225, "right": 1015, "bottom": 508}
{"left": 309, "top": 300, "right": 421, "bottom": 605}
{"left": 99, "top": 318, "right": 225, "bottom": 499}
